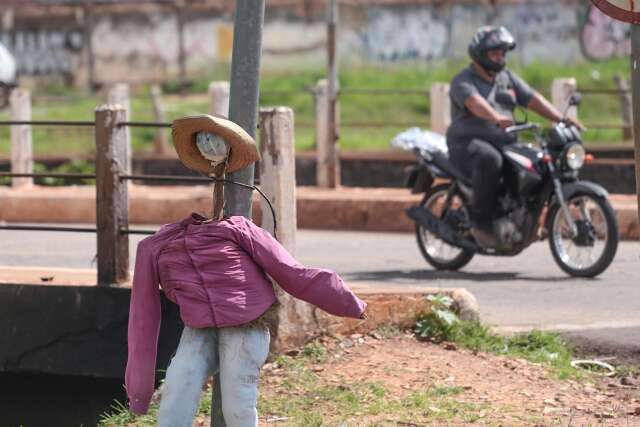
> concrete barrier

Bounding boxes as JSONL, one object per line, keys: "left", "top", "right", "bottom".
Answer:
{"left": 0, "top": 269, "right": 478, "bottom": 362}
{"left": 0, "top": 185, "right": 637, "bottom": 239}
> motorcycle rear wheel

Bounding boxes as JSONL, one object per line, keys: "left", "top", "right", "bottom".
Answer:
{"left": 547, "top": 192, "right": 618, "bottom": 278}
{"left": 416, "top": 184, "right": 475, "bottom": 270}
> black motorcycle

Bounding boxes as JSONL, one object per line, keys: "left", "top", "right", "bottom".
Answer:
{"left": 395, "top": 94, "right": 618, "bottom": 278}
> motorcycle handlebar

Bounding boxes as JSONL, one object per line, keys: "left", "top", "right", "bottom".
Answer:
{"left": 504, "top": 123, "right": 541, "bottom": 134}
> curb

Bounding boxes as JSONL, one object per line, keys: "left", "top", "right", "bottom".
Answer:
{"left": 0, "top": 267, "right": 479, "bottom": 351}
{"left": 0, "top": 264, "right": 480, "bottom": 352}
{"left": 0, "top": 184, "right": 638, "bottom": 239}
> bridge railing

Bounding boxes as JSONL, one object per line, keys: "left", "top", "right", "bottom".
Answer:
{"left": 0, "top": 107, "right": 203, "bottom": 285}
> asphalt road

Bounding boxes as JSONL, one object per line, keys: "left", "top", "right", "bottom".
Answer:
{"left": 1, "top": 225, "right": 639, "bottom": 360}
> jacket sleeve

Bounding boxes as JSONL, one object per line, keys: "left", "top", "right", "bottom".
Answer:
{"left": 125, "top": 239, "right": 162, "bottom": 415}
{"left": 231, "top": 217, "right": 367, "bottom": 319}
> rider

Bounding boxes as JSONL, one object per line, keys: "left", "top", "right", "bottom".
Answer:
{"left": 446, "top": 25, "right": 582, "bottom": 249}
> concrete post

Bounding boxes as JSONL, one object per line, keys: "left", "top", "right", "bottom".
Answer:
{"left": 95, "top": 104, "right": 129, "bottom": 286}
{"left": 175, "top": 1, "right": 187, "bottom": 90}
{"left": 315, "top": 79, "right": 340, "bottom": 188}
{"left": 83, "top": 4, "right": 96, "bottom": 91}
{"left": 259, "top": 107, "right": 297, "bottom": 251}
{"left": 107, "top": 83, "right": 132, "bottom": 173}
{"left": 325, "top": 0, "right": 340, "bottom": 189}
{"left": 630, "top": 25, "right": 640, "bottom": 224}
{"left": 430, "top": 83, "right": 451, "bottom": 135}
{"left": 209, "top": 81, "right": 230, "bottom": 117}
{"left": 551, "top": 78, "right": 578, "bottom": 121}
{"left": 315, "top": 79, "right": 328, "bottom": 186}
{"left": 614, "top": 74, "right": 633, "bottom": 140}
{"left": 9, "top": 89, "right": 33, "bottom": 188}
{"left": 150, "top": 84, "right": 170, "bottom": 155}
{"left": 259, "top": 106, "right": 317, "bottom": 351}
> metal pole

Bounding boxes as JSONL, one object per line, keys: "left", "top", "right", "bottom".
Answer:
{"left": 212, "top": 2, "right": 265, "bottom": 426}
{"left": 224, "top": 0, "right": 265, "bottom": 219}
{"left": 631, "top": 25, "right": 640, "bottom": 223}
{"left": 326, "top": 0, "right": 340, "bottom": 188}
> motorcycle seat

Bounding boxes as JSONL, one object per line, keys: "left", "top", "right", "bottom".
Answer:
{"left": 429, "top": 151, "right": 472, "bottom": 185}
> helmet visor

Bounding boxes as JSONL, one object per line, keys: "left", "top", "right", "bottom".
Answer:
{"left": 485, "top": 26, "right": 516, "bottom": 51}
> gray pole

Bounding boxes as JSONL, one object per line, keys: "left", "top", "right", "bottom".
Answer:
{"left": 224, "top": 0, "right": 265, "bottom": 218}
{"left": 631, "top": 24, "right": 640, "bottom": 223}
{"left": 326, "top": 0, "right": 340, "bottom": 188}
{"left": 212, "top": 2, "right": 265, "bottom": 426}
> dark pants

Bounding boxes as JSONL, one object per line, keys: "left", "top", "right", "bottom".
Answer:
{"left": 448, "top": 139, "right": 503, "bottom": 226}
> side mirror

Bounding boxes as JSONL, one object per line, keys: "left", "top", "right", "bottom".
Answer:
{"left": 568, "top": 92, "right": 582, "bottom": 107}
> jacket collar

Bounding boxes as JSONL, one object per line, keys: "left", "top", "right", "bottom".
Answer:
{"left": 181, "top": 213, "right": 210, "bottom": 227}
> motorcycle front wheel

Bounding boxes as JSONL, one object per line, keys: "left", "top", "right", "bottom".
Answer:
{"left": 547, "top": 192, "right": 618, "bottom": 278}
{"left": 415, "top": 184, "right": 475, "bottom": 270}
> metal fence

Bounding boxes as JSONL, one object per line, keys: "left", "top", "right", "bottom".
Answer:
{"left": 0, "top": 113, "right": 215, "bottom": 285}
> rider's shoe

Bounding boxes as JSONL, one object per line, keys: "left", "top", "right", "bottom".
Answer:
{"left": 470, "top": 223, "right": 499, "bottom": 249}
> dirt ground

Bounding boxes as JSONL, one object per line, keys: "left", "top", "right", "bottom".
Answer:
{"left": 255, "top": 332, "right": 640, "bottom": 427}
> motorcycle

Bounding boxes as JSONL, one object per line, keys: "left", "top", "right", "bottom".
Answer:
{"left": 393, "top": 93, "right": 618, "bottom": 278}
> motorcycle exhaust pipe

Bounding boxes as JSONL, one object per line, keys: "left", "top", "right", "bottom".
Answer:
{"left": 406, "top": 206, "right": 478, "bottom": 252}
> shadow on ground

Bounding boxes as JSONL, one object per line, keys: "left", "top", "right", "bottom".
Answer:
{"left": 343, "top": 269, "right": 591, "bottom": 283}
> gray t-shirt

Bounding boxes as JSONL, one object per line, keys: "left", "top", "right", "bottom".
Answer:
{"left": 446, "top": 65, "right": 535, "bottom": 145}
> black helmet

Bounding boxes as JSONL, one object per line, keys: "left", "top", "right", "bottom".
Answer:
{"left": 468, "top": 26, "right": 516, "bottom": 73}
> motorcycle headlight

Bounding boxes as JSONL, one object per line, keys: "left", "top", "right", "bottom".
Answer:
{"left": 565, "top": 144, "right": 585, "bottom": 170}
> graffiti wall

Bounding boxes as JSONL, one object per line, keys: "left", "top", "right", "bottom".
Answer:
{"left": 0, "top": 29, "right": 83, "bottom": 76}
{"left": 0, "top": 1, "right": 630, "bottom": 83}
{"left": 343, "top": 2, "right": 627, "bottom": 65}
{"left": 580, "top": 4, "right": 630, "bottom": 61}
{"left": 356, "top": 7, "right": 449, "bottom": 62}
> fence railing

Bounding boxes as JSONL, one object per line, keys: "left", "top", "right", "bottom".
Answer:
{"left": 0, "top": 108, "right": 195, "bottom": 285}
{"left": 0, "top": 105, "right": 297, "bottom": 287}
{"left": 1, "top": 77, "right": 632, "bottom": 192}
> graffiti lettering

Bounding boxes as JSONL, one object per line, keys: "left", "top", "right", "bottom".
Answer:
{"left": 358, "top": 7, "right": 449, "bottom": 62}
{"left": 580, "top": 5, "right": 630, "bottom": 61}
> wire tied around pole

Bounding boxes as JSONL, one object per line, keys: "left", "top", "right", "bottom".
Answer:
{"left": 209, "top": 176, "right": 277, "bottom": 238}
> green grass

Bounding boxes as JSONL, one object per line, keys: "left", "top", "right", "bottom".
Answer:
{"left": 414, "top": 295, "right": 581, "bottom": 380}
{"left": 97, "top": 319, "right": 579, "bottom": 427}
{"left": 0, "top": 58, "right": 632, "bottom": 157}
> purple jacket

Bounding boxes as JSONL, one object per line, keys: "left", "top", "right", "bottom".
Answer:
{"left": 125, "top": 214, "right": 366, "bottom": 414}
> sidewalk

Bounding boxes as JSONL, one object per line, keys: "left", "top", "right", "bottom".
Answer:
{"left": 0, "top": 184, "right": 638, "bottom": 238}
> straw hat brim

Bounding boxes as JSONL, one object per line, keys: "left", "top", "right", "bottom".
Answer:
{"left": 172, "top": 115, "right": 260, "bottom": 175}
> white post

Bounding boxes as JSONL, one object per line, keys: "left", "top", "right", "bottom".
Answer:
{"left": 551, "top": 78, "right": 578, "bottom": 121}
{"left": 430, "top": 83, "right": 451, "bottom": 135}
{"left": 150, "top": 84, "right": 170, "bottom": 155}
{"left": 10, "top": 89, "right": 33, "bottom": 188}
{"left": 107, "top": 83, "right": 132, "bottom": 173}
{"left": 209, "top": 81, "right": 230, "bottom": 117}
{"left": 259, "top": 107, "right": 297, "bottom": 252}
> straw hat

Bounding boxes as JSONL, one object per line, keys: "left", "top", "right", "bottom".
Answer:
{"left": 172, "top": 114, "right": 260, "bottom": 175}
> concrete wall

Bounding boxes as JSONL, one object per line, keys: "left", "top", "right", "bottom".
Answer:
{"left": 0, "top": 1, "right": 631, "bottom": 84}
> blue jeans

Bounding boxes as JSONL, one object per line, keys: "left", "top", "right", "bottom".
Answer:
{"left": 157, "top": 326, "right": 270, "bottom": 427}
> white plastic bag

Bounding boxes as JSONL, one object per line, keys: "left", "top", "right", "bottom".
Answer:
{"left": 0, "top": 42, "right": 16, "bottom": 84}
{"left": 390, "top": 127, "right": 448, "bottom": 155}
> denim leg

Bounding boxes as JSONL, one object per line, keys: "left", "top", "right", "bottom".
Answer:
{"left": 157, "top": 327, "right": 219, "bottom": 427}
{"left": 218, "top": 326, "right": 270, "bottom": 427}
